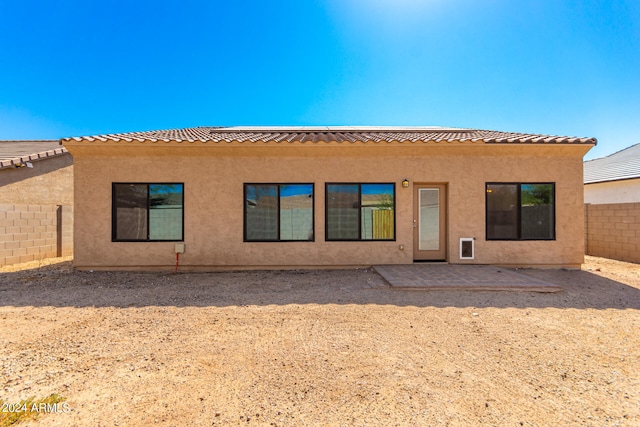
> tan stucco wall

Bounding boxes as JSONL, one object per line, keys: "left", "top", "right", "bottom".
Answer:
{"left": 0, "top": 154, "right": 74, "bottom": 205}
{"left": 66, "top": 144, "right": 591, "bottom": 270}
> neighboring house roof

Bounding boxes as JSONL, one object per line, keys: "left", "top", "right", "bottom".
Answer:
{"left": 0, "top": 140, "right": 68, "bottom": 170}
{"left": 584, "top": 143, "right": 640, "bottom": 184}
{"left": 62, "top": 126, "right": 597, "bottom": 146}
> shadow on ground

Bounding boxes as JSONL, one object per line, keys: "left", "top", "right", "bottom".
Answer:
{"left": 0, "top": 261, "right": 639, "bottom": 309}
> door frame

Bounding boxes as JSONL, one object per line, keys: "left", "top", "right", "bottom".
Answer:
{"left": 413, "top": 183, "right": 447, "bottom": 261}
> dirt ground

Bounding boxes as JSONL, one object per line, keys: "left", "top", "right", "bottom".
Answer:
{"left": 1, "top": 256, "right": 639, "bottom": 426}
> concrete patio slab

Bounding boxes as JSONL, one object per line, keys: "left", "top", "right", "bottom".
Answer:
{"left": 373, "top": 264, "right": 563, "bottom": 292}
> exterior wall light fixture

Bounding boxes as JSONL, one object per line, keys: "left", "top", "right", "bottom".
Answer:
{"left": 402, "top": 179, "right": 410, "bottom": 188}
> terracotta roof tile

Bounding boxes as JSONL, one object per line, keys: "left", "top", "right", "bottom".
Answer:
{"left": 62, "top": 126, "right": 597, "bottom": 146}
{"left": 0, "top": 140, "right": 68, "bottom": 169}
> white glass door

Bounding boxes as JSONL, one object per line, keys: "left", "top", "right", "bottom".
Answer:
{"left": 413, "top": 184, "right": 446, "bottom": 260}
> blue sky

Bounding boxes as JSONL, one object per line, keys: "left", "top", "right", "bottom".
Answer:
{"left": 1, "top": 0, "right": 638, "bottom": 159}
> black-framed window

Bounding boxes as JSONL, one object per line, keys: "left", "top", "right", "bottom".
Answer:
{"left": 326, "top": 183, "right": 395, "bottom": 241}
{"left": 244, "top": 183, "right": 314, "bottom": 242}
{"left": 486, "top": 183, "right": 555, "bottom": 240}
{"left": 112, "top": 183, "right": 184, "bottom": 242}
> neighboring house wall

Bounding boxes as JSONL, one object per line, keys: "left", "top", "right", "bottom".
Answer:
{"left": 0, "top": 153, "right": 74, "bottom": 266}
{"left": 0, "top": 204, "right": 73, "bottom": 265}
{"left": 68, "top": 144, "right": 588, "bottom": 270}
{"left": 585, "top": 202, "right": 640, "bottom": 264}
{"left": 584, "top": 178, "right": 640, "bottom": 204}
{"left": 0, "top": 154, "right": 73, "bottom": 205}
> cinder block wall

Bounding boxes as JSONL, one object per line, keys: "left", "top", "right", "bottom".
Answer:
{"left": 0, "top": 204, "right": 73, "bottom": 266}
{"left": 585, "top": 202, "right": 640, "bottom": 264}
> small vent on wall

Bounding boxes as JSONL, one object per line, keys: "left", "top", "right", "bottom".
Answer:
{"left": 460, "top": 238, "right": 474, "bottom": 260}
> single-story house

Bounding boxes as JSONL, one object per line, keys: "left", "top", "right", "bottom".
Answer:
{"left": 62, "top": 126, "right": 596, "bottom": 270}
{"left": 0, "top": 140, "right": 74, "bottom": 266}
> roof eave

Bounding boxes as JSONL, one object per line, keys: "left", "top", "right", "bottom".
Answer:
{"left": 584, "top": 175, "right": 640, "bottom": 185}
{"left": 0, "top": 147, "right": 70, "bottom": 170}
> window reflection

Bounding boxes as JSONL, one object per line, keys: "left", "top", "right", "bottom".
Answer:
{"left": 245, "top": 184, "right": 314, "bottom": 241}
{"left": 326, "top": 183, "right": 395, "bottom": 241}
{"left": 486, "top": 184, "right": 518, "bottom": 239}
{"left": 279, "top": 184, "right": 314, "bottom": 241}
{"left": 113, "top": 183, "right": 183, "bottom": 241}
{"left": 361, "top": 184, "right": 395, "bottom": 240}
{"left": 486, "top": 183, "right": 554, "bottom": 240}
{"left": 326, "top": 184, "right": 359, "bottom": 240}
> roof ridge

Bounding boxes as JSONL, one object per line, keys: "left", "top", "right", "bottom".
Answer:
{"left": 204, "top": 126, "right": 473, "bottom": 133}
{"left": 0, "top": 139, "right": 59, "bottom": 143}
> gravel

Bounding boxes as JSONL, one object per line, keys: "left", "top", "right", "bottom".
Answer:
{"left": 1, "top": 255, "right": 639, "bottom": 426}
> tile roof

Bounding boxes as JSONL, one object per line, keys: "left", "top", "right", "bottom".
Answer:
{"left": 584, "top": 142, "right": 640, "bottom": 184}
{"left": 0, "top": 140, "right": 68, "bottom": 170}
{"left": 62, "top": 126, "right": 597, "bottom": 146}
